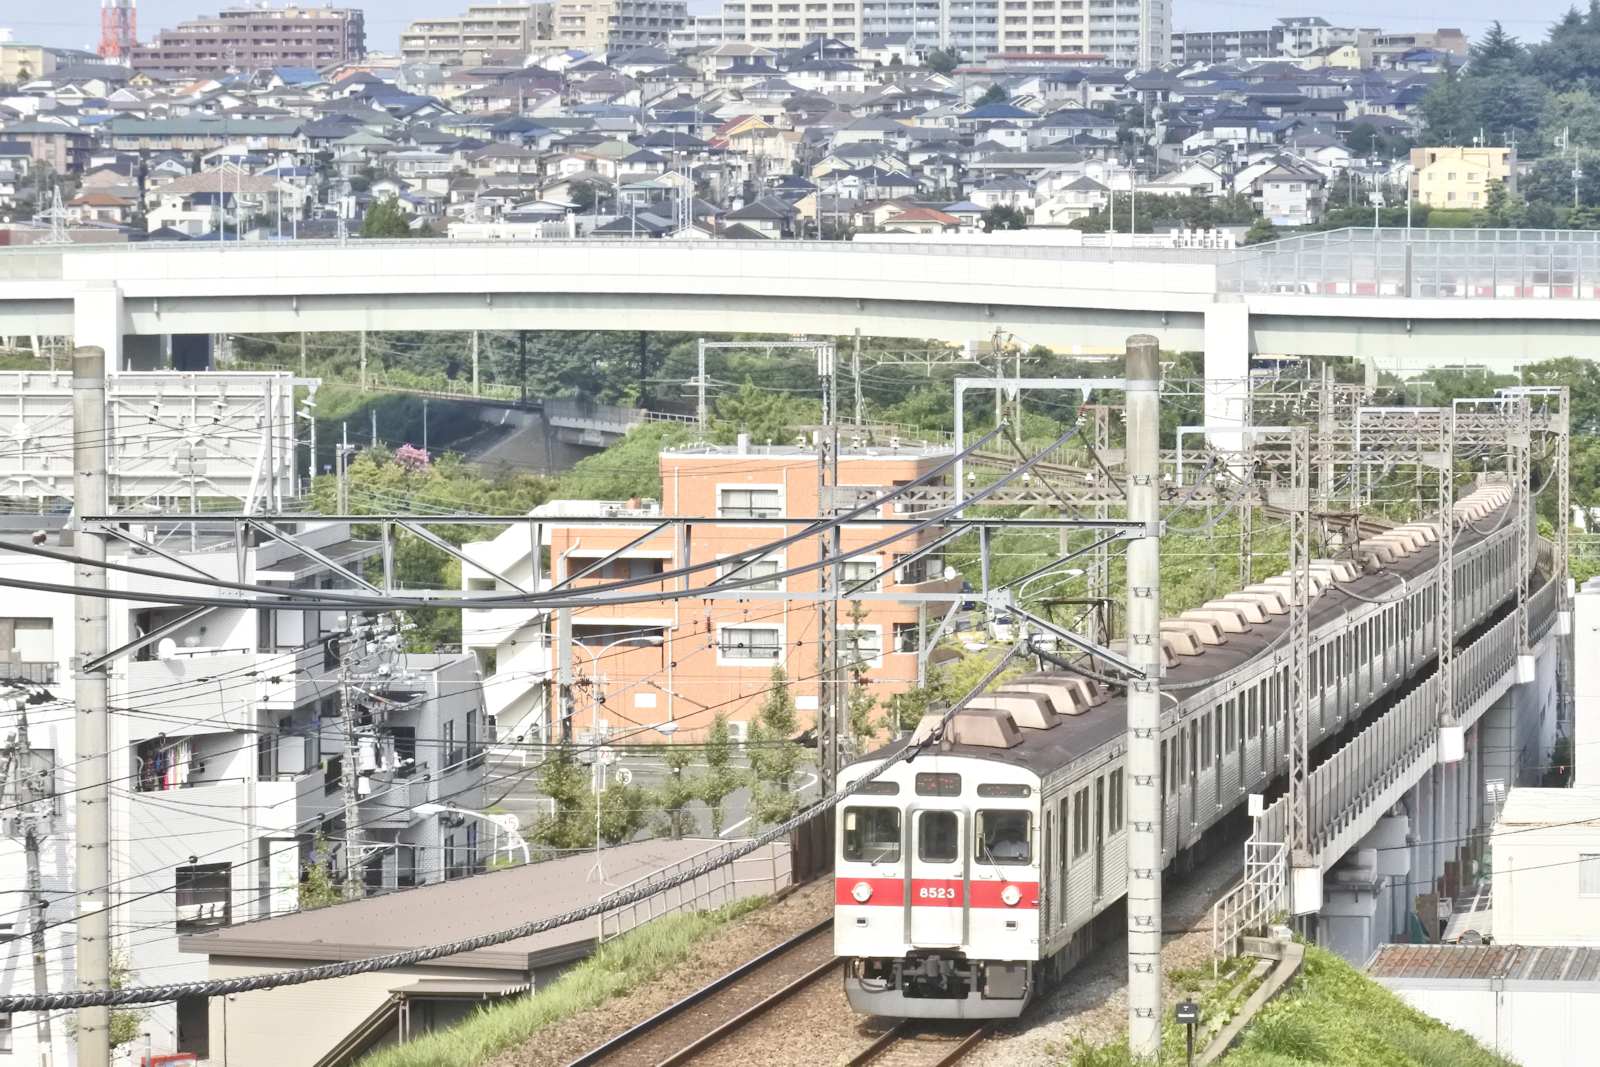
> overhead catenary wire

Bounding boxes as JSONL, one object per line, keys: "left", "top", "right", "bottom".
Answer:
{"left": 0, "top": 641, "right": 1027, "bottom": 1012}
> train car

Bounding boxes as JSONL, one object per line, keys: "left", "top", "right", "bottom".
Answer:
{"left": 836, "top": 486, "right": 1526, "bottom": 1018}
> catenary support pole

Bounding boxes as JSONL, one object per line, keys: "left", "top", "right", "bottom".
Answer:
{"left": 471, "top": 330, "right": 480, "bottom": 397}
{"left": 1123, "top": 334, "right": 1163, "bottom": 1058}
{"left": 72, "top": 346, "right": 112, "bottom": 1067}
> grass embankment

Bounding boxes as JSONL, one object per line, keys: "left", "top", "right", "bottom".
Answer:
{"left": 1221, "top": 944, "right": 1513, "bottom": 1067}
{"left": 1064, "top": 944, "right": 1512, "bottom": 1066}
{"left": 356, "top": 897, "right": 766, "bottom": 1067}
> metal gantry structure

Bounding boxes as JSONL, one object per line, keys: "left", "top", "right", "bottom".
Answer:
{"left": 9, "top": 334, "right": 1575, "bottom": 1063}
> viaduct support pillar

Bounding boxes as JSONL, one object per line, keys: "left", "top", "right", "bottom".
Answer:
{"left": 1203, "top": 299, "right": 1251, "bottom": 453}
{"left": 72, "top": 284, "right": 125, "bottom": 377}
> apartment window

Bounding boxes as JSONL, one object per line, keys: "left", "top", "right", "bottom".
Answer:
{"left": 841, "top": 559, "right": 880, "bottom": 591}
{"left": 719, "top": 626, "right": 782, "bottom": 660}
{"left": 466, "top": 710, "right": 480, "bottom": 766}
{"left": 721, "top": 557, "right": 781, "bottom": 591}
{"left": 443, "top": 719, "right": 460, "bottom": 769}
{"left": 837, "top": 626, "right": 882, "bottom": 667}
{"left": 718, "top": 487, "right": 782, "bottom": 518}
{"left": 323, "top": 754, "right": 342, "bottom": 795}
{"left": 444, "top": 833, "right": 461, "bottom": 880}
{"left": 175, "top": 862, "right": 231, "bottom": 933}
{"left": 1582, "top": 853, "right": 1600, "bottom": 896}
{"left": 893, "top": 621, "right": 920, "bottom": 654}
{"left": 1072, "top": 786, "right": 1091, "bottom": 858}
{"left": 895, "top": 552, "right": 940, "bottom": 584}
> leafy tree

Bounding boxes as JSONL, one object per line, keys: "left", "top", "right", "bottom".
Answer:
{"left": 747, "top": 666, "right": 803, "bottom": 827}
{"left": 1472, "top": 20, "right": 1525, "bottom": 70}
{"left": 977, "top": 83, "right": 1008, "bottom": 105}
{"left": 843, "top": 601, "right": 880, "bottom": 754}
{"left": 982, "top": 204, "right": 1029, "bottom": 231}
{"left": 108, "top": 953, "right": 148, "bottom": 1049}
{"left": 596, "top": 780, "right": 652, "bottom": 845}
{"left": 298, "top": 832, "right": 343, "bottom": 910}
{"left": 362, "top": 195, "right": 413, "bottom": 238}
{"left": 1244, "top": 218, "right": 1280, "bottom": 245}
{"left": 531, "top": 743, "right": 594, "bottom": 852}
{"left": 711, "top": 381, "right": 819, "bottom": 446}
{"left": 1479, "top": 179, "right": 1528, "bottom": 227}
{"left": 698, "top": 713, "right": 742, "bottom": 835}
{"left": 556, "top": 423, "right": 693, "bottom": 501}
{"left": 1420, "top": 68, "right": 1475, "bottom": 144}
{"left": 1541, "top": 88, "right": 1600, "bottom": 153}
{"left": 569, "top": 180, "right": 598, "bottom": 212}
{"left": 654, "top": 744, "right": 701, "bottom": 839}
{"left": 925, "top": 47, "right": 960, "bottom": 75}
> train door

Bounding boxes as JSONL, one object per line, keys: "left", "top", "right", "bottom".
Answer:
{"left": 1185, "top": 720, "right": 1198, "bottom": 831}
{"left": 1042, "top": 807, "right": 1054, "bottom": 935}
{"left": 909, "top": 809, "right": 964, "bottom": 947}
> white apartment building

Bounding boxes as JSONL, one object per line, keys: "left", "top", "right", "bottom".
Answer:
{"left": 400, "top": 2, "right": 556, "bottom": 64}
{"left": 0, "top": 518, "right": 489, "bottom": 1063}
{"left": 553, "top": 0, "right": 689, "bottom": 52}
{"left": 695, "top": 0, "right": 1168, "bottom": 66}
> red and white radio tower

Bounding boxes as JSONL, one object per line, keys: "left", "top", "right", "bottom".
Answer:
{"left": 99, "top": 0, "right": 138, "bottom": 61}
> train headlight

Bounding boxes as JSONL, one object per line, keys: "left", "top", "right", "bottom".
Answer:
{"left": 851, "top": 881, "right": 873, "bottom": 903}
{"left": 1000, "top": 884, "right": 1022, "bottom": 907}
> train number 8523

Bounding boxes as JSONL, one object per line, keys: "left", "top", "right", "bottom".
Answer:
{"left": 917, "top": 885, "right": 959, "bottom": 901}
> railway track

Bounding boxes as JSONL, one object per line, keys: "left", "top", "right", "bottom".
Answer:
{"left": 847, "top": 1020, "right": 990, "bottom": 1067}
{"left": 566, "top": 919, "right": 837, "bottom": 1067}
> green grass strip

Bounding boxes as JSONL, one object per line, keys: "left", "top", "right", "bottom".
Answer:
{"left": 357, "top": 896, "right": 768, "bottom": 1067}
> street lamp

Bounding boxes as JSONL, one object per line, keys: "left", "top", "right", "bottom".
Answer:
{"left": 589, "top": 719, "right": 679, "bottom": 884}
{"left": 579, "top": 633, "right": 665, "bottom": 725}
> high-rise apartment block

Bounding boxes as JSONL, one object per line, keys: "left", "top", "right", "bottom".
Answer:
{"left": 400, "top": 3, "right": 555, "bottom": 65}
{"left": 131, "top": 5, "right": 366, "bottom": 72}
{"left": 552, "top": 0, "right": 689, "bottom": 53}
{"left": 691, "top": 0, "right": 1169, "bottom": 67}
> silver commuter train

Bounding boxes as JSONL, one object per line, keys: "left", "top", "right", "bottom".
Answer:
{"left": 835, "top": 486, "right": 1524, "bottom": 1018}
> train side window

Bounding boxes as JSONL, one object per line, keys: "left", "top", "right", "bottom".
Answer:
{"left": 1200, "top": 714, "right": 1212, "bottom": 769}
{"left": 842, "top": 807, "right": 901, "bottom": 863}
{"left": 1072, "top": 786, "right": 1090, "bottom": 858}
{"left": 1160, "top": 740, "right": 1168, "bottom": 801}
{"left": 1059, "top": 797, "right": 1070, "bottom": 873}
{"left": 977, "top": 810, "right": 1032, "bottom": 864}
{"left": 1246, "top": 688, "right": 1258, "bottom": 738}
{"left": 1224, "top": 700, "right": 1236, "bottom": 754}
{"left": 918, "top": 811, "right": 959, "bottom": 863}
{"left": 1108, "top": 768, "right": 1124, "bottom": 834}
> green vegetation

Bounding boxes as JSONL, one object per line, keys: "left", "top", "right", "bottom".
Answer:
{"left": 355, "top": 897, "right": 767, "bottom": 1067}
{"left": 298, "top": 832, "right": 342, "bottom": 910}
{"left": 1415, "top": 14, "right": 1600, "bottom": 229}
{"left": 362, "top": 196, "right": 416, "bottom": 239}
{"left": 747, "top": 666, "right": 804, "bottom": 827}
{"left": 699, "top": 714, "right": 742, "bottom": 835}
{"left": 1221, "top": 944, "right": 1513, "bottom": 1066}
{"left": 1069, "top": 193, "right": 1259, "bottom": 234}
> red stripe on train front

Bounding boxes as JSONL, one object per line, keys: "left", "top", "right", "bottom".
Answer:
{"left": 834, "top": 878, "right": 1040, "bottom": 909}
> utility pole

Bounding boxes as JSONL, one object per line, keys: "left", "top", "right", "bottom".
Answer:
{"left": 1123, "top": 335, "right": 1163, "bottom": 1059}
{"left": 470, "top": 330, "right": 480, "bottom": 397}
{"left": 1088, "top": 404, "right": 1112, "bottom": 645}
{"left": 337, "top": 423, "right": 352, "bottom": 514}
{"left": 519, "top": 330, "right": 528, "bottom": 408}
{"left": 72, "top": 346, "right": 112, "bottom": 1067}
{"left": 1284, "top": 427, "right": 1318, "bottom": 915}
{"left": 1436, "top": 410, "right": 1458, "bottom": 747}
{"left": 815, "top": 342, "right": 841, "bottom": 793}
{"left": 299, "top": 331, "right": 307, "bottom": 377}
{"left": 337, "top": 625, "right": 366, "bottom": 899}
{"left": 851, "top": 328, "right": 863, "bottom": 430}
{"left": 358, "top": 329, "right": 367, "bottom": 391}
{"left": 5, "top": 685, "right": 56, "bottom": 1065}
{"left": 696, "top": 338, "right": 708, "bottom": 435}
{"left": 423, "top": 398, "right": 430, "bottom": 454}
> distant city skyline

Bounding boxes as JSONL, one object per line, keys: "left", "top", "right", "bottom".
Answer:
{"left": 4, "top": 0, "right": 1590, "bottom": 54}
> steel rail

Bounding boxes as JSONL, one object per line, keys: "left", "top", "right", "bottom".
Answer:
{"left": 564, "top": 917, "right": 834, "bottom": 1067}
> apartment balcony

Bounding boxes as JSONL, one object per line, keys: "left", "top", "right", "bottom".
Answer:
{"left": 126, "top": 644, "right": 327, "bottom": 722}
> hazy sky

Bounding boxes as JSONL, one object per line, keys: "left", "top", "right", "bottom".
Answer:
{"left": 6, "top": 0, "right": 1590, "bottom": 53}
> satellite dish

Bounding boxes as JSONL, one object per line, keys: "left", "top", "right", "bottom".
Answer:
{"left": 156, "top": 638, "right": 178, "bottom": 660}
